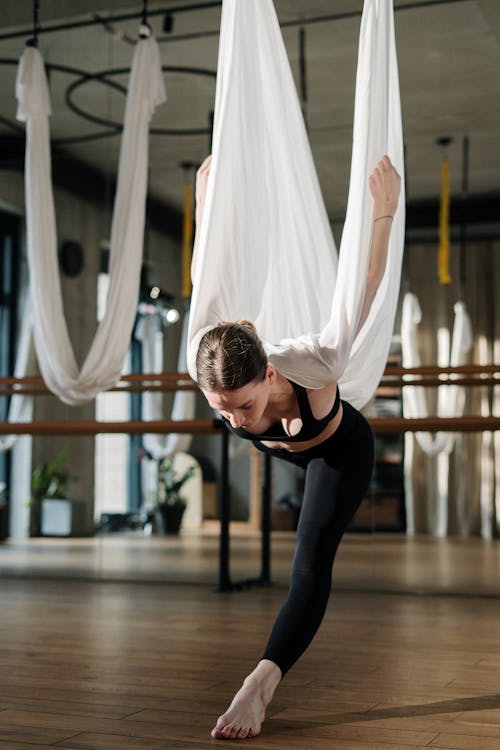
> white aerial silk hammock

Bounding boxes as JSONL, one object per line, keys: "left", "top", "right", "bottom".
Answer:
{"left": 187, "top": 0, "right": 405, "bottom": 409}
{"left": 401, "top": 293, "right": 473, "bottom": 453}
{"left": 401, "top": 292, "right": 473, "bottom": 536}
{"left": 135, "top": 311, "right": 196, "bottom": 522}
{"left": 15, "top": 27, "right": 166, "bottom": 406}
{"left": 135, "top": 311, "right": 195, "bottom": 460}
{"left": 496, "top": 337, "right": 500, "bottom": 533}
{"left": 478, "top": 334, "right": 499, "bottom": 539}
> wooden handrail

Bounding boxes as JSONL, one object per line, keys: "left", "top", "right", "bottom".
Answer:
{"left": 0, "top": 419, "right": 224, "bottom": 436}
{"left": 0, "top": 416, "right": 498, "bottom": 436}
{"left": 0, "top": 368, "right": 497, "bottom": 398}
{"left": 369, "top": 416, "right": 499, "bottom": 434}
{"left": 382, "top": 364, "right": 499, "bottom": 376}
{"left": 0, "top": 364, "right": 497, "bottom": 387}
{"left": 382, "top": 376, "right": 498, "bottom": 388}
{"left": 0, "top": 372, "right": 194, "bottom": 385}
{"left": 1, "top": 378, "right": 498, "bottom": 397}
{"left": 0, "top": 384, "right": 198, "bottom": 397}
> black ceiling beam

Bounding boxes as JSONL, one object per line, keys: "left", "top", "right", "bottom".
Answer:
{"left": 406, "top": 193, "right": 500, "bottom": 229}
{"left": 0, "top": 0, "right": 473, "bottom": 43}
{"left": 0, "top": 3, "right": 222, "bottom": 42}
{"left": 0, "top": 135, "right": 183, "bottom": 241}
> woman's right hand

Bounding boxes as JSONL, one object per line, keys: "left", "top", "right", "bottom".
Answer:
{"left": 369, "top": 155, "right": 401, "bottom": 218}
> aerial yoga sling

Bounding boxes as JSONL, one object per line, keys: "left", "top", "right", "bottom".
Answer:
{"left": 402, "top": 293, "right": 473, "bottom": 456}
{"left": 186, "top": 1, "right": 404, "bottom": 739}
{"left": 136, "top": 311, "right": 194, "bottom": 460}
{"left": 187, "top": 0, "right": 405, "bottom": 404}
{"left": 16, "top": 26, "right": 165, "bottom": 406}
{"left": 401, "top": 292, "right": 473, "bottom": 537}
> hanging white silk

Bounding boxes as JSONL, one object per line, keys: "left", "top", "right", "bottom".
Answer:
{"left": 135, "top": 311, "right": 195, "bottom": 460}
{"left": 187, "top": 0, "right": 405, "bottom": 409}
{"left": 16, "top": 31, "right": 166, "bottom": 406}
{"left": 401, "top": 292, "right": 473, "bottom": 537}
{"left": 478, "top": 333, "right": 498, "bottom": 539}
{"left": 493, "top": 337, "right": 500, "bottom": 535}
{"left": 401, "top": 292, "right": 472, "bottom": 455}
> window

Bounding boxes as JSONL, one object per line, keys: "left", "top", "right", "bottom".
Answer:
{"left": 0, "top": 212, "right": 21, "bottom": 511}
{"left": 93, "top": 257, "right": 130, "bottom": 520}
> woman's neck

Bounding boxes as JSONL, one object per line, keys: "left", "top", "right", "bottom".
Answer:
{"left": 265, "top": 373, "right": 295, "bottom": 421}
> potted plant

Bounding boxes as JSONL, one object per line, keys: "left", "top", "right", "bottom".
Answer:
{"left": 29, "top": 451, "right": 75, "bottom": 536}
{"left": 157, "top": 454, "right": 195, "bottom": 535}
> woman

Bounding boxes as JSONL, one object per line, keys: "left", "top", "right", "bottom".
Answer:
{"left": 194, "top": 155, "right": 401, "bottom": 740}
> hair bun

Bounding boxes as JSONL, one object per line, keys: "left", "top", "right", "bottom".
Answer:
{"left": 197, "top": 320, "right": 267, "bottom": 390}
{"left": 235, "top": 319, "right": 257, "bottom": 333}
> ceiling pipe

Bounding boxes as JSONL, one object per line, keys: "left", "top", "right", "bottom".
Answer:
{"left": 0, "top": 0, "right": 474, "bottom": 43}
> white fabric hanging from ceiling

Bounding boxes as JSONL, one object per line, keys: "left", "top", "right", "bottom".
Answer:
{"left": 135, "top": 311, "right": 195, "bottom": 460}
{"left": 478, "top": 334, "right": 497, "bottom": 539}
{"left": 401, "top": 292, "right": 472, "bottom": 454}
{"left": 187, "top": 0, "right": 405, "bottom": 409}
{"left": 15, "top": 30, "right": 166, "bottom": 406}
{"left": 401, "top": 292, "right": 473, "bottom": 537}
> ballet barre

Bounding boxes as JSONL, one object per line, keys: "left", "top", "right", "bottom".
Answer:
{"left": 1, "top": 366, "right": 499, "bottom": 592}
{"left": 0, "top": 364, "right": 497, "bottom": 398}
{"left": 0, "top": 415, "right": 498, "bottom": 436}
{"left": 0, "top": 414, "right": 499, "bottom": 593}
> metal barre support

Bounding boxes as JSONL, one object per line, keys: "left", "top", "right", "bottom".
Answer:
{"left": 260, "top": 453, "right": 272, "bottom": 586}
{"left": 214, "top": 447, "right": 273, "bottom": 593}
{"left": 216, "top": 427, "right": 232, "bottom": 592}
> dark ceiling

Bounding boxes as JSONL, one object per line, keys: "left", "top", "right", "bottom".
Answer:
{"left": 0, "top": 0, "right": 499, "bottom": 238}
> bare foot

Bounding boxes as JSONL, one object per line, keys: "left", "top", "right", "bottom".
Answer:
{"left": 211, "top": 659, "right": 281, "bottom": 740}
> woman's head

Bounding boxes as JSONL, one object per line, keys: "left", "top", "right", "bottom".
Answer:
{"left": 196, "top": 320, "right": 267, "bottom": 391}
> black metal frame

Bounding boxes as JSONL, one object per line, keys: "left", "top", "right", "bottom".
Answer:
{"left": 0, "top": 0, "right": 474, "bottom": 44}
{"left": 65, "top": 65, "right": 216, "bottom": 137}
{"left": 216, "top": 426, "right": 272, "bottom": 592}
{"left": 0, "top": 211, "right": 22, "bottom": 528}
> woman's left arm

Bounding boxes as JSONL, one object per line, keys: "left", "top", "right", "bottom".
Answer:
{"left": 191, "top": 155, "right": 212, "bottom": 282}
{"left": 357, "top": 155, "right": 401, "bottom": 332}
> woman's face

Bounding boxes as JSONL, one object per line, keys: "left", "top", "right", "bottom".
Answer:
{"left": 201, "top": 366, "right": 274, "bottom": 430}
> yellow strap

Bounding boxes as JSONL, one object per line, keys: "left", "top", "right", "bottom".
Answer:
{"left": 181, "top": 180, "right": 193, "bottom": 298}
{"left": 438, "top": 159, "right": 452, "bottom": 285}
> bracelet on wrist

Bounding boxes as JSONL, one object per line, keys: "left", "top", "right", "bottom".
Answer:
{"left": 374, "top": 214, "right": 394, "bottom": 222}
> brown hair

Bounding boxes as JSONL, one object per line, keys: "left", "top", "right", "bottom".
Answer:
{"left": 196, "top": 320, "right": 268, "bottom": 391}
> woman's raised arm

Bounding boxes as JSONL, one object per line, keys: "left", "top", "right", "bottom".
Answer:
{"left": 191, "top": 155, "right": 212, "bottom": 282}
{"left": 356, "top": 155, "right": 401, "bottom": 333}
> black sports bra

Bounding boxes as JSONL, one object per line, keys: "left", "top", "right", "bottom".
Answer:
{"left": 222, "top": 381, "right": 341, "bottom": 443}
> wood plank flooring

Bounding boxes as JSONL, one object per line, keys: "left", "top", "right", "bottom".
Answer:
{"left": 1, "top": 571, "right": 500, "bottom": 749}
{"left": 1, "top": 532, "right": 500, "bottom": 596}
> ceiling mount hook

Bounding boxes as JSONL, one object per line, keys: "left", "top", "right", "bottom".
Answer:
{"left": 436, "top": 135, "right": 453, "bottom": 157}
{"left": 139, "top": 0, "right": 152, "bottom": 38}
{"left": 27, "top": 0, "right": 41, "bottom": 47}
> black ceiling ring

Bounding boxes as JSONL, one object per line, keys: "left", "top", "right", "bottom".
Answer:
{"left": 0, "top": 58, "right": 216, "bottom": 140}
{"left": 65, "top": 65, "right": 216, "bottom": 136}
{"left": 0, "top": 57, "right": 121, "bottom": 144}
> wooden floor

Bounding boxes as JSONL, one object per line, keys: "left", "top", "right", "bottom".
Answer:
{"left": 1, "top": 531, "right": 500, "bottom": 595}
{"left": 0, "top": 533, "right": 499, "bottom": 748}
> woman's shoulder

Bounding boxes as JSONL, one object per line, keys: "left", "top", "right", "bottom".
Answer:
{"left": 305, "top": 381, "right": 338, "bottom": 398}
{"left": 305, "top": 381, "right": 339, "bottom": 420}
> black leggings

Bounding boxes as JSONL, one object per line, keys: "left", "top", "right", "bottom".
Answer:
{"left": 257, "top": 401, "right": 374, "bottom": 676}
